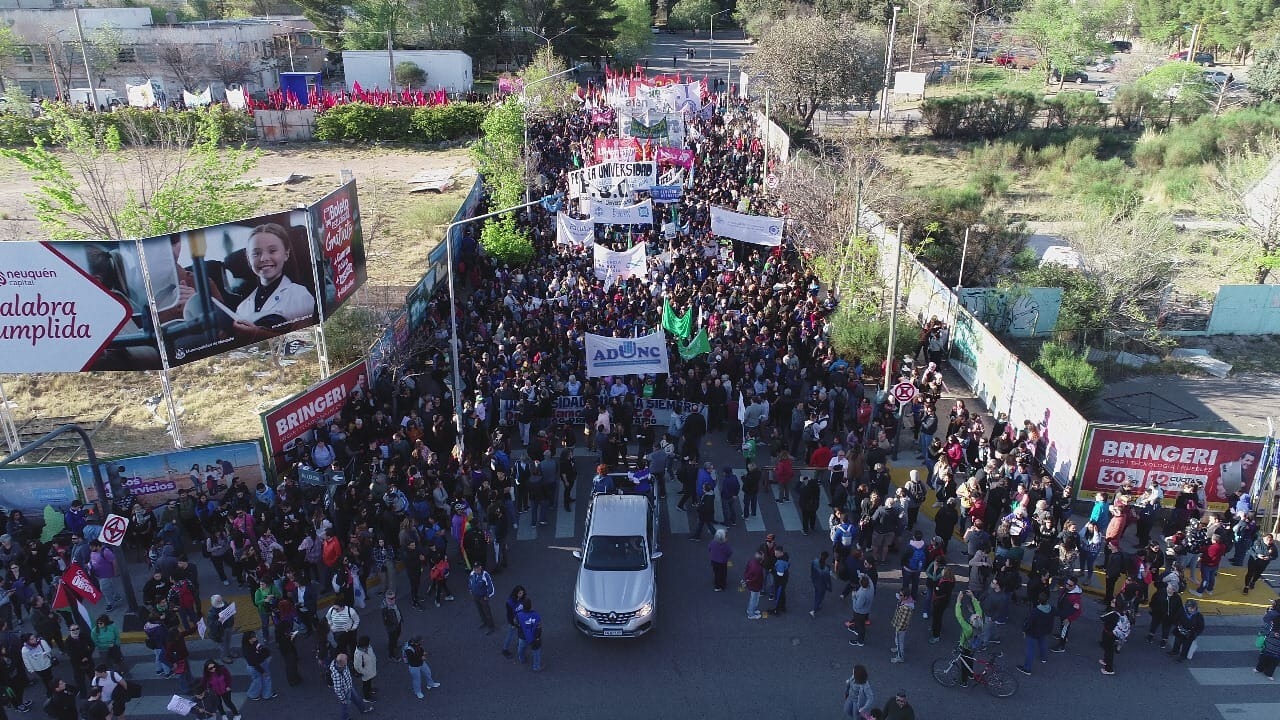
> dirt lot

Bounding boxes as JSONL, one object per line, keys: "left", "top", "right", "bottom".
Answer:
{"left": 0, "top": 144, "right": 474, "bottom": 459}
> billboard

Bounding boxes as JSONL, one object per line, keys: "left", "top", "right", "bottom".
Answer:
{"left": 0, "top": 465, "right": 80, "bottom": 516}
{"left": 261, "top": 360, "right": 369, "bottom": 468}
{"left": 0, "top": 241, "right": 134, "bottom": 372}
{"left": 143, "top": 208, "right": 320, "bottom": 365}
{"left": 76, "top": 440, "right": 267, "bottom": 507}
{"left": 1078, "top": 426, "right": 1266, "bottom": 506}
{"left": 309, "top": 181, "right": 368, "bottom": 315}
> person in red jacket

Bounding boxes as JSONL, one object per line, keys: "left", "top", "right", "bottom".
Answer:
{"left": 1050, "top": 575, "right": 1084, "bottom": 652}
{"left": 743, "top": 551, "right": 766, "bottom": 620}
{"left": 321, "top": 530, "right": 343, "bottom": 589}
{"left": 1192, "top": 535, "right": 1228, "bottom": 596}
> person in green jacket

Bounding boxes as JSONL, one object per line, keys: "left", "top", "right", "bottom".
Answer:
{"left": 953, "top": 590, "right": 986, "bottom": 686}
{"left": 90, "top": 614, "right": 125, "bottom": 674}
{"left": 252, "top": 579, "right": 281, "bottom": 642}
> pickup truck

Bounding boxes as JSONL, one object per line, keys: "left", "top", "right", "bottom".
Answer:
{"left": 572, "top": 475, "right": 661, "bottom": 637}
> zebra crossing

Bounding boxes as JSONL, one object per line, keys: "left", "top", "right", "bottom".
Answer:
{"left": 1172, "top": 613, "right": 1280, "bottom": 720}
{"left": 114, "top": 639, "right": 254, "bottom": 720}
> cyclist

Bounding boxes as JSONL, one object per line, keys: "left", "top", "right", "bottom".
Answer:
{"left": 954, "top": 590, "right": 983, "bottom": 686}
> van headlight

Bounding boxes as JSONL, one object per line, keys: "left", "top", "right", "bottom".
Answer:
{"left": 575, "top": 603, "right": 591, "bottom": 619}
{"left": 635, "top": 602, "right": 654, "bottom": 618}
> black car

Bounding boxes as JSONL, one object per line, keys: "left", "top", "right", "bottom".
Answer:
{"left": 1050, "top": 68, "right": 1089, "bottom": 84}
{"left": 1110, "top": 40, "right": 1133, "bottom": 53}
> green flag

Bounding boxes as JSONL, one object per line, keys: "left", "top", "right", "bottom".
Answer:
{"left": 679, "top": 328, "right": 711, "bottom": 360}
{"left": 662, "top": 298, "right": 692, "bottom": 339}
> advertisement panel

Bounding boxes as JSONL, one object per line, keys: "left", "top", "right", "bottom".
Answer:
{"left": 76, "top": 441, "right": 267, "bottom": 507}
{"left": 0, "top": 465, "right": 80, "bottom": 516}
{"left": 261, "top": 361, "right": 369, "bottom": 468}
{"left": 143, "top": 208, "right": 320, "bottom": 366}
{"left": 0, "top": 241, "right": 134, "bottom": 373}
{"left": 634, "top": 397, "right": 706, "bottom": 428}
{"left": 1078, "top": 426, "right": 1265, "bottom": 506}
{"left": 308, "top": 180, "right": 368, "bottom": 315}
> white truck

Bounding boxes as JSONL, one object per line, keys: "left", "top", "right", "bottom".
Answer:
{"left": 67, "top": 88, "right": 119, "bottom": 108}
{"left": 572, "top": 475, "right": 661, "bottom": 638}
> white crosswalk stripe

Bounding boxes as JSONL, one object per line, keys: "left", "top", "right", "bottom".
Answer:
{"left": 1171, "top": 608, "right": 1280, "bottom": 718}
{"left": 1217, "top": 704, "right": 1280, "bottom": 720}
{"left": 118, "top": 640, "right": 253, "bottom": 719}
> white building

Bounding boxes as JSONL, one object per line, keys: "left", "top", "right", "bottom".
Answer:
{"left": 0, "top": 8, "right": 325, "bottom": 101}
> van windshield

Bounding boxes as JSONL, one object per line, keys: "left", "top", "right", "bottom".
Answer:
{"left": 584, "top": 535, "right": 648, "bottom": 571}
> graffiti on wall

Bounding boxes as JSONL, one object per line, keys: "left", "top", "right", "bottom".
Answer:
{"left": 957, "top": 287, "right": 1062, "bottom": 337}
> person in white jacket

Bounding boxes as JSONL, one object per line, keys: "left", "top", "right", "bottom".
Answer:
{"left": 353, "top": 636, "right": 378, "bottom": 701}
{"left": 21, "top": 633, "right": 56, "bottom": 697}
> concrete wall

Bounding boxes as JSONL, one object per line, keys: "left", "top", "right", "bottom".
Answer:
{"left": 957, "top": 286, "right": 1062, "bottom": 337}
{"left": 1204, "top": 285, "right": 1280, "bottom": 335}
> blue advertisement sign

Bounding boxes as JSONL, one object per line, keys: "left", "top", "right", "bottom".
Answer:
{"left": 76, "top": 440, "right": 267, "bottom": 507}
{"left": 0, "top": 465, "right": 79, "bottom": 516}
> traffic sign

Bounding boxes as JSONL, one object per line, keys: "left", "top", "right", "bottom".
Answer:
{"left": 891, "top": 381, "right": 917, "bottom": 404}
{"left": 100, "top": 513, "right": 129, "bottom": 547}
{"left": 766, "top": 173, "right": 779, "bottom": 190}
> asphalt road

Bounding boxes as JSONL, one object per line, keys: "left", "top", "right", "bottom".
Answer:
{"left": 108, "top": 425, "right": 1277, "bottom": 720}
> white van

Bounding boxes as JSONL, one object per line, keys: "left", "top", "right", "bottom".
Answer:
{"left": 573, "top": 484, "right": 660, "bottom": 637}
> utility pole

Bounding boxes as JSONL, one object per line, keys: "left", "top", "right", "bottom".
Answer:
{"left": 72, "top": 8, "right": 98, "bottom": 110}
{"left": 387, "top": 30, "right": 396, "bottom": 92}
{"left": 882, "top": 222, "right": 904, "bottom": 395}
{"left": 878, "top": 6, "right": 902, "bottom": 134}
{"left": 964, "top": 5, "right": 996, "bottom": 84}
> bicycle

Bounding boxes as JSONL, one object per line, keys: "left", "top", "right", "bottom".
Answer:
{"left": 931, "top": 648, "right": 1018, "bottom": 698}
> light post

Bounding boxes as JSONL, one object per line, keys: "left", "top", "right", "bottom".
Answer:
{"left": 524, "top": 25, "right": 577, "bottom": 51}
{"left": 710, "top": 9, "right": 731, "bottom": 61}
{"left": 440, "top": 193, "right": 563, "bottom": 452}
{"left": 520, "top": 63, "right": 584, "bottom": 204}
{"left": 878, "top": 5, "right": 902, "bottom": 134}
{"left": 964, "top": 4, "right": 996, "bottom": 83}
{"left": 882, "top": 222, "right": 905, "bottom": 396}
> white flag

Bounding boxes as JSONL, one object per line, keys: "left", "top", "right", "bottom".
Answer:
{"left": 584, "top": 331, "right": 670, "bottom": 377}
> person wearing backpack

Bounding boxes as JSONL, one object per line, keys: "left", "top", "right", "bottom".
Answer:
{"left": 428, "top": 551, "right": 454, "bottom": 607}
{"left": 1099, "top": 597, "right": 1125, "bottom": 675}
{"left": 325, "top": 598, "right": 360, "bottom": 659}
{"left": 1016, "top": 591, "right": 1056, "bottom": 676}
{"left": 903, "top": 471, "right": 927, "bottom": 531}
{"left": 900, "top": 531, "right": 926, "bottom": 600}
{"left": 468, "top": 563, "right": 497, "bottom": 634}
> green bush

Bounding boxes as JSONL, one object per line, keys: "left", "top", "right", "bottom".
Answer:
{"left": 1044, "top": 93, "right": 1108, "bottom": 131}
{"left": 0, "top": 104, "right": 251, "bottom": 147}
{"left": 1111, "top": 85, "right": 1155, "bottom": 131}
{"left": 1034, "top": 341, "right": 1103, "bottom": 406}
{"left": 411, "top": 103, "right": 488, "bottom": 142}
{"left": 315, "top": 103, "right": 414, "bottom": 142}
{"left": 830, "top": 311, "right": 923, "bottom": 366}
{"left": 479, "top": 216, "right": 535, "bottom": 266}
{"left": 920, "top": 90, "right": 1041, "bottom": 139}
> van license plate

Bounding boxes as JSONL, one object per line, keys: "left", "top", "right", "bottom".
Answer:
{"left": 602, "top": 629, "right": 624, "bottom": 636}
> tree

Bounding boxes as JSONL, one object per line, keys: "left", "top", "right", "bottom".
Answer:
{"left": 344, "top": 0, "right": 418, "bottom": 50}
{"left": 518, "top": 46, "right": 580, "bottom": 117}
{"left": 669, "top": 0, "right": 721, "bottom": 32}
{"left": 1212, "top": 138, "right": 1280, "bottom": 283}
{"left": 158, "top": 44, "right": 203, "bottom": 93}
{"left": 745, "top": 13, "right": 887, "bottom": 130}
{"left": 0, "top": 107, "right": 260, "bottom": 241}
{"left": 541, "top": 0, "right": 622, "bottom": 59}
{"left": 610, "top": 0, "right": 653, "bottom": 60}
{"left": 1013, "top": 0, "right": 1121, "bottom": 85}
{"left": 734, "top": 0, "right": 787, "bottom": 37}
{"left": 0, "top": 25, "right": 20, "bottom": 89}
{"left": 464, "top": 0, "right": 508, "bottom": 68}
{"left": 396, "top": 61, "right": 428, "bottom": 88}
{"left": 294, "top": 0, "right": 348, "bottom": 35}
{"left": 210, "top": 42, "right": 256, "bottom": 88}
{"left": 1249, "top": 31, "right": 1280, "bottom": 102}
{"left": 479, "top": 215, "right": 535, "bottom": 266}
{"left": 470, "top": 98, "right": 525, "bottom": 209}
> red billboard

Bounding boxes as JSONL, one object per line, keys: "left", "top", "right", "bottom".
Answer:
{"left": 309, "top": 180, "right": 367, "bottom": 313}
{"left": 1078, "top": 426, "right": 1265, "bottom": 506}
{"left": 261, "top": 361, "right": 368, "bottom": 466}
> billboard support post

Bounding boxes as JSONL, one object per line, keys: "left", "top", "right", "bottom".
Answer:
{"left": 133, "top": 239, "right": 185, "bottom": 448}
{"left": 0, "top": 382, "right": 19, "bottom": 454}
{"left": 0, "top": 424, "right": 141, "bottom": 628}
{"left": 302, "top": 202, "right": 332, "bottom": 378}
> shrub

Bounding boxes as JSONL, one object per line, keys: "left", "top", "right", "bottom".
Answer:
{"left": 1044, "top": 93, "right": 1108, "bottom": 131}
{"left": 1111, "top": 85, "right": 1155, "bottom": 131}
{"left": 920, "top": 90, "right": 1041, "bottom": 139}
{"left": 314, "top": 103, "right": 414, "bottom": 142}
{"left": 411, "top": 103, "right": 487, "bottom": 142}
{"left": 1034, "top": 341, "right": 1103, "bottom": 406}
{"left": 830, "top": 311, "right": 923, "bottom": 366}
{"left": 479, "top": 216, "right": 535, "bottom": 266}
{"left": 0, "top": 105, "right": 251, "bottom": 147}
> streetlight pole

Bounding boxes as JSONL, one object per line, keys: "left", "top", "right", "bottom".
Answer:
{"left": 440, "top": 194, "right": 561, "bottom": 453}
{"left": 72, "top": 8, "right": 99, "bottom": 110}
{"left": 882, "top": 222, "right": 904, "bottom": 396}
{"left": 524, "top": 25, "right": 577, "bottom": 52}
{"left": 710, "top": 9, "right": 730, "bottom": 61}
{"left": 520, "top": 63, "right": 583, "bottom": 204}
{"left": 964, "top": 5, "right": 996, "bottom": 83}
{"left": 878, "top": 6, "right": 902, "bottom": 134}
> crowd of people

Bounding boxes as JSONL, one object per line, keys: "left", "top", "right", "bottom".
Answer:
{"left": 2, "top": 73, "right": 1278, "bottom": 720}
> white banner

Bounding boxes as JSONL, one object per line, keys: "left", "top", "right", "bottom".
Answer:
{"left": 556, "top": 213, "right": 596, "bottom": 247}
{"left": 126, "top": 81, "right": 157, "bottom": 108}
{"left": 593, "top": 244, "right": 648, "bottom": 283}
{"left": 710, "top": 206, "right": 785, "bottom": 246}
{"left": 590, "top": 199, "right": 654, "bottom": 225}
{"left": 567, "top": 161, "right": 658, "bottom": 200}
{"left": 183, "top": 87, "right": 212, "bottom": 107}
{"left": 585, "top": 331, "right": 670, "bottom": 377}
{"left": 226, "top": 87, "right": 247, "bottom": 110}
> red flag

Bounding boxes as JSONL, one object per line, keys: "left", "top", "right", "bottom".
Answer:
{"left": 62, "top": 563, "right": 102, "bottom": 605}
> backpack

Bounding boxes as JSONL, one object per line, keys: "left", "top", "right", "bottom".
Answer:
{"left": 906, "top": 546, "right": 925, "bottom": 572}
{"left": 429, "top": 559, "right": 449, "bottom": 582}
{"left": 1113, "top": 613, "right": 1132, "bottom": 642}
{"left": 381, "top": 606, "right": 399, "bottom": 627}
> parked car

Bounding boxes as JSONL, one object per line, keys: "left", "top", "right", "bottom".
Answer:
{"left": 995, "top": 51, "right": 1038, "bottom": 69}
{"left": 1050, "top": 67, "right": 1090, "bottom": 84}
{"left": 1110, "top": 40, "right": 1133, "bottom": 53}
{"left": 961, "top": 46, "right": 998, "bottom": 62}
{"left": 1167, "top": 50, "right": 1215, "bottom": 66}
{"left": 1202, "top": 70, "right": 1231, "bottom": 85}
{"left": 1091, "top": 58, "right": 1117, "bottom": 73}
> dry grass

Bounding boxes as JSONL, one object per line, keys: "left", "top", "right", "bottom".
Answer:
{"left": 0, "top": 144, "right": 473, "bottom": 459}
